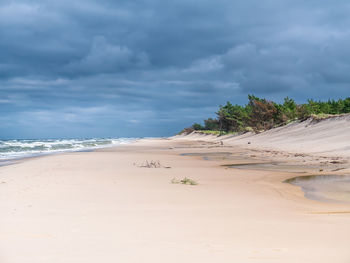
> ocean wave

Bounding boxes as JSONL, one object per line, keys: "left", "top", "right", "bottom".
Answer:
{"left": 0, "top": 138, "right": 135, "bottom": 161}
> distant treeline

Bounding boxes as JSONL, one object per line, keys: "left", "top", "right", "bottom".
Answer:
{"left": 183, "top": 95, "right": 350, "bottom": 134}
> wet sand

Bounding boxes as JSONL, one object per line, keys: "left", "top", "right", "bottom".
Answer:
{"left": 1, "top": 137, "right": 350, "bottom": 262}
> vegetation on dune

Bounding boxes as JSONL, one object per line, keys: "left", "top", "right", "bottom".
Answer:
{"left": 181, "top": 95, "right": 350, "bottom": 134}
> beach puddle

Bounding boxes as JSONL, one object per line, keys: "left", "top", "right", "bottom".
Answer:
{"left": 223, "top": 162, "right": 308, "bottom": 173}
{"left": 181, "top": 152, "right": 233, "bottom": 160}
{"left": 224, "top": 162, "right": 279, "bottom": 168}
{"left": 285, "top": 174, "right": 350, "bottom": 203}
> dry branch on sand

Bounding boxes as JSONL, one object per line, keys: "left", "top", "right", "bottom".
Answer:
{"left": 134, "top": 160, "right": 171, "bottom": 169}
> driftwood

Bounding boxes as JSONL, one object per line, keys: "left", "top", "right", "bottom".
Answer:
{"left": 133, "top": 160, "right": 171, "bottom": 169}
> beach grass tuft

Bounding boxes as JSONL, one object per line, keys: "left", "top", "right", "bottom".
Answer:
{"left": 171, "top": 177, "right": 198, "bottom": 185}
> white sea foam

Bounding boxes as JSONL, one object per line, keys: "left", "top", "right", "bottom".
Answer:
{"left": 0, "top": 138, "right": 136, "bottom": 161}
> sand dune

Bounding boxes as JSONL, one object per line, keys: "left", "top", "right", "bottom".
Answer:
{"left": 179, "top": 114, "right": 350, "bottom": 157}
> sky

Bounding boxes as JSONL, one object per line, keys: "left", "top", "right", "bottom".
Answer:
{"left": 1, "top": 0, "right": 350, "bottom": 139}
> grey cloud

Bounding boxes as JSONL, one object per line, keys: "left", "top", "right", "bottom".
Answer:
{"left": 1, "top": 0, "right": 350, "bottom": 138}
{"left": 64, "top": 36, "right": 149, "bottom": 75}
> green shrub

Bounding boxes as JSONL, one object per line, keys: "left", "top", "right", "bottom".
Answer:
{"left": 180, "top": 95, "right": 350, "bottom": 135}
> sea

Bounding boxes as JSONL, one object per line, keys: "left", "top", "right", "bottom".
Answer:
{"left": 0, "top": 138, "right": 136, "bottom": 164}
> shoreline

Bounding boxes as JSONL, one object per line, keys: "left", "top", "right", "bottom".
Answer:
{"left": 1, "top": 137, "right": 350, "bottom": 262}
{"left": 0, "top": 137, "right": 140, "bottom": 166}
{"left": 0, "top": 138, "right": 141, "bottom": 168}
{"left": 0, "top": 148, "right": 98, "bottom": 169}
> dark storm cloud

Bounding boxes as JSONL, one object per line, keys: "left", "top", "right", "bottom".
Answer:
{"left": 1, "top": 0, "right": 350, "bottom": 138}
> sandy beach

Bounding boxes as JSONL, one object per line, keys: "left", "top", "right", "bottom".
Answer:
{"left": 1, "top": 130, "right": 350, "bottom": 262}
{"left": 3, "top": 0, "right": 350, "bottom": 261}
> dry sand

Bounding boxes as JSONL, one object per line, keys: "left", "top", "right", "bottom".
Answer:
{"left": 1, "top": 117, "right": 350, "bottom": 262}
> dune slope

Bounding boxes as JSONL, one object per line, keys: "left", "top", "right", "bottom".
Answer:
{"left": 181, "top": 114, "right": 350, "bottom": 157}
